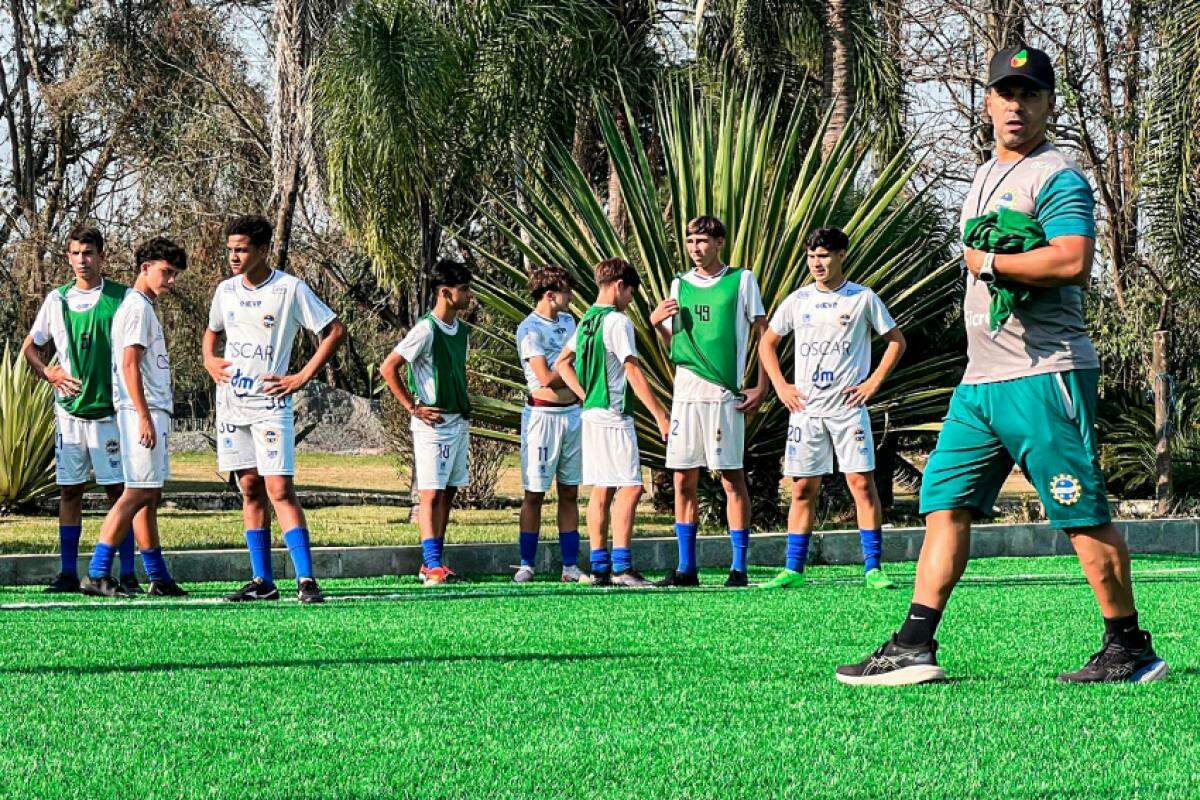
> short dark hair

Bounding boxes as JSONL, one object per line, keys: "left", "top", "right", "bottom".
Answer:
{"left": 686, "top": 215, "right": 726, "bottom": 239}
{"left": 806, "top": 226, "right": 850, "bottom": 253}
{"left": 528, "top": 264, "right": 575, "bottom": 301}
{"left": 135, "top": 237, "right": 188, "bottom": 271}
{"left": 225, "top": 215, "right": 273, "bottom": 247}
{"left": 594, "top": 258, "right": 640, "bottom": 289}
{"left": 67, "top": 224, "right": 105, "bottom": 253}
{"left": 430, "top": 258, "right": 472, "bottom": 290}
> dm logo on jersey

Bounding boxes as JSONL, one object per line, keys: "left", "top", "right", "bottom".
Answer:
{"left": 263, "top": 314, "right": 276, "bottom": 329}
{"left": 229, "top": 368, "right": 255, "bottom": 397}
{"left": 811, "top": 368, "right": 835, "bottom": 390}
{"left": 1050, "top": 473, "right": 1081, "bottom": 506}
{"left": 105, "top": 439, "right": 120, "bottom": 456}
{"left": 838, "top": 313, "right": 851, "bottom": 327}
{"left": 853, "top": 428, "right": 865, "bottom": 443}
{"left": 264, "top": 429, "right": 279, "bottom": 446}
{"left": 1010, "top": 49, "right": 1029, "bottom": 68}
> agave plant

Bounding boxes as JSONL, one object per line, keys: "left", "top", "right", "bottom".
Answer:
{"left": 1100, "top": 390, "right": 1200, "bottom": 501}
{"left": 470, "top": 77, "right": 961, "bottom": 521}
{"left": 0, "top": 345, "right": 57, "bottom": 512}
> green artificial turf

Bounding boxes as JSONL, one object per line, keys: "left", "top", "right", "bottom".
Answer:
{"left": 2, "top": 555, "right": 1197, "bottom": 799}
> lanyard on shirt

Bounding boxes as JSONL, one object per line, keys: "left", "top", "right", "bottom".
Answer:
{"left": 974, "top": 140, "right": 1048, "bottom": 218}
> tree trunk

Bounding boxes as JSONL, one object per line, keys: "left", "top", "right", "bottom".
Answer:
{"left": 1152, "top": 330, "right": 1172, "bottom": 515}
{"left": 606, "top": 106, "right": 629, "bottom": 237}
{"left": 821, "top": 0, "right": 856, "bottom": 156}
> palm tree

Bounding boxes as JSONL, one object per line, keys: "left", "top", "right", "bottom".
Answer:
{"left": 468, "top": 77, "right": 961, "bottom": 524}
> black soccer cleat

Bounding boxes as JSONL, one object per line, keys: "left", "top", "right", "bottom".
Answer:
{"left": 297, "top": 578, "right": 326, "bottom": 604}
{"left": 835, "top": 635, "right": 946, "bottom": 686}
{"left": 223, "top": 578, "right": 281, "bottom": 602}
{"left": 80, "top": 575, "right": 131, "bottom": 599}
{"left": 590, "top": 571, "right": 613, "bottom": 587}
{"left": 724, "top": 569, "right": 749, "bottom": 588}
{"left": 120, "top": 575, "right": 145, "bottom": 595}
{"left": 147, "top": 579, "right": 189, "bottom": 597}
{"left": 44, "top": 572, "right": 81, "bottom": 593}
{"left": 654, "top": 570, "right": 700, "bottom": 588}
{"left": 1058, "top": 633, "right": 1168, "bottom": 683}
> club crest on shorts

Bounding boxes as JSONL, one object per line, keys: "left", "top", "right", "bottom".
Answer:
{"left": 264, "top": 429, "right": 279, "bottom": 445}
{"left": 105, "top": 439, "right": 120, "bottom": 456}
{"left": 1050, "top": 473, "right": 1081, "bottom": 506}
{"left": 853, "top": 428, "right": 865, "bottom": 443}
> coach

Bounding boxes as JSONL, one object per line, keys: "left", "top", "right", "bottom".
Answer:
{"left": 835, "top": 46, "right": 1167, "bottom": 685}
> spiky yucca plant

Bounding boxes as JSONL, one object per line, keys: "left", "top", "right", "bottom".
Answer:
{"left": 470, "top": 78, "right": 961, "bottom": 522}
{"left": 0, "top": 345, "right": 57, "bottom": 512}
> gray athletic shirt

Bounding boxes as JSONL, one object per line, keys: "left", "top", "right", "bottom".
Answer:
{"left": 958, "top": 143, "right": 1099, "bottom": 384}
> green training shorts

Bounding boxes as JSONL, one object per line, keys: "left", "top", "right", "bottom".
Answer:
{"left": 919, "top": 368, "right": 1111, "bottom": 529}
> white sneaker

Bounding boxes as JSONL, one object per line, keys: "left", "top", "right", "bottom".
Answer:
{"left": 561, "top": 565, "right": 590, "bottom": 583}
{"left": 513, "top": 565, "right": 536, "bottom": 583}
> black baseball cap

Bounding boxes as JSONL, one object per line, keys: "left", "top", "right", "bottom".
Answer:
{"left": 987, "top": 46, "right": 1054, "bottom": 91}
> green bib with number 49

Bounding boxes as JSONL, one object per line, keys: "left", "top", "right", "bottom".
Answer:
{"left": 670, "top": 268, "right": 742, "bottom": 394}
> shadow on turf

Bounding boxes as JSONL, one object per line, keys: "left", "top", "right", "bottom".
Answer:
{"left": 0, "top": 651, "right": 640, "bottom": 677}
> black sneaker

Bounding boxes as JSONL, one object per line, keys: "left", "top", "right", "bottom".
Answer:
{"left": 655, "top": 570, "right": 700, "bottom": 588}
{"left": 223, "top": 578, "right": 281, "bottom": 602}
{"left": 44, "top": 572, "right": 81, "bottom": 593}
{"left": 1058, "top": 634, "right": 1168, "bottom": 683}
{"left": 611, "top": 569, "right": 655, "bottom": 588}
{"left": 590, "top": 571, "right": 613, "bottom": 587}
{"left": 147, "top": 579, "right": 188, "bottom": 597}
{"left": 80, "top": 575, "right": 131, "bottom": 599}
{"left": 297, "top": 578, "right": 326, "bottom": 604}
{"left": 835, "top": 635, "right": 946, "bottom": 686}
{"left": 724, "top": 569, "right": 749, "bottom": 588}
{"left": 120, "top": 575, "right": 145, "bottom": 595}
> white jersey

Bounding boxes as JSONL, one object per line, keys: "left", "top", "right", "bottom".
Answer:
{"left": 563, "top": 306, "right": 638, "bottom": 426}
{"left": 207, "top": 269, "right": 337, "bottom": 425}
{"left": 661, "top": 266, "right": 765, "bottom": 401}
{"left": 29, "top": 280, "right": 130, "bottom": 398}
{"left": 516, "top": 311, "right": 576, "bottom": 392}
{"left": 768, "top": 281, "right": 896, "bottom": 417}
{"left": 392, "top": 315, "right": 467, "bottom": 432}
{"left": 111, "top": 291, "right": 173, "bottom": 413}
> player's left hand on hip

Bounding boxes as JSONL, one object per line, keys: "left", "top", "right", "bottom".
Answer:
{"left": 736, "top": 385, "right": 766, "bottom": 413}
{"left": 842, "top": 382, "right": 876, "bottom": 407}
{"left": 263, "top": 373, "right": 306, "bottom": 397}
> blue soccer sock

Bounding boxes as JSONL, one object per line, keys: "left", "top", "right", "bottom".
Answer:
{"left": 422, "top": 538, "right": 442, "bottom": 569}
{"left": 590, "top": 548, "right": 611, "bottom": 575}
{"left": 860, "top": 529, "right": 883, "bottom": 573}
{"left": 674, "top": 522, "right": 698, "bottom": 574}
{"left": 58, "top": 524, "right": 82, "bottom": 576}
{"left": 245, "top": 528, "right": 274, "bottom": 583}
{"left": 558, "top": 530, "right": 580, "bottom": 567}
{"left": 140, "top": 547, "right": 171, "bottom": 582}
{"left": 729, "top": 529, "right": 750, "bottom": 572}
{"left": 88, "top": 542, "right": 117, "bottom": 580}
{"left": 785, "top": 533, "right": 811, "bottom": 573}
{"left": 118, "top": 530, "right": 136, "bottom": 579}
{"left": 283, "top": 527, "right": 313, "bottom": 580}
{"left": 612, "top": 547, "right": 632, "bottom": 574}
{"left": 518, "top": 531, "right": 539, "bottom": 567}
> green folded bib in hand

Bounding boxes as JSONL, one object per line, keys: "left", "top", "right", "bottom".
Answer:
{"left": 962, "top": 207, "right": 1048, "bottom": 332}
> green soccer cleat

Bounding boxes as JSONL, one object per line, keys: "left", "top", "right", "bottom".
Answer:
{"left": 864, "top": 568, "right": 896, "bottom": 589}
{"left": 760, "top": 568, "right": 805, "bottom": 589}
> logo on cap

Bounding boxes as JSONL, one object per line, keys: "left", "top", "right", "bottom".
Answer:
{"left": 1010, "top": 49, "right": 1029, "bottom": 68}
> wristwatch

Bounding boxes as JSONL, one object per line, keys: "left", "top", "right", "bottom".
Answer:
{"left": 978, "top": 252, "right": 997, "bottom": 284}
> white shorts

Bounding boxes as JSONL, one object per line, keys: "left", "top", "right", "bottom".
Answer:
{"left": 216, "top": 413, "right": 296, "bottom": 476}
{"left": 412, "top": 418, "right": 470, "bottom": 491}
{"left": 581, "top": 414, "right": 642, "bottom": 488}
{"left": 665, "top": 398, "right": 745, "bottom": 471}
{"left": 117, "top": 408, "right": 172, "bottom": 489}
{"left": 54, "top": 409, "right": 124, "bottom": 486}
{"left": 783, "top": 407, "right": 875, "bottom": 477}
{"left": 520, "top": 405, "right": 582, "bottom": 493}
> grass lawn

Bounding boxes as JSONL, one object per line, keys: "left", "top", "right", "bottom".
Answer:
{"left": 1, "top": 555, "right": 1196, "bottom": 799}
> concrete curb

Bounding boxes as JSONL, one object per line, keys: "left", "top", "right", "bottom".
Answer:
{"left": 5, "top": 518, "right": 1199, "bottom": 587}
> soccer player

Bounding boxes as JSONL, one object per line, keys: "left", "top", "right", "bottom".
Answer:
{"left": 380, "top": 260, "right": 474, "bottom": 587}
{"left": 649, "top": 216, "right": 768, "bottom": 588}
{"left": 203, "top": 215, "right": 347, "bottom": 604}
{"left": 556, "top": 258, "right": 670, "bottom": 588}
{"left": 513, "top": 265, "right": 587, "bottom": 584}
{"left": 21, "top": 225, "right": 143, "bottom": 593}
{"left": 837, "top": 47, "right": 1167, "bottom": 685}
{"left": 757, "top": 226, "right": 906, "bottom": 590}
{"left": 81, "top": 239, "right": 189, "bottom": 597}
